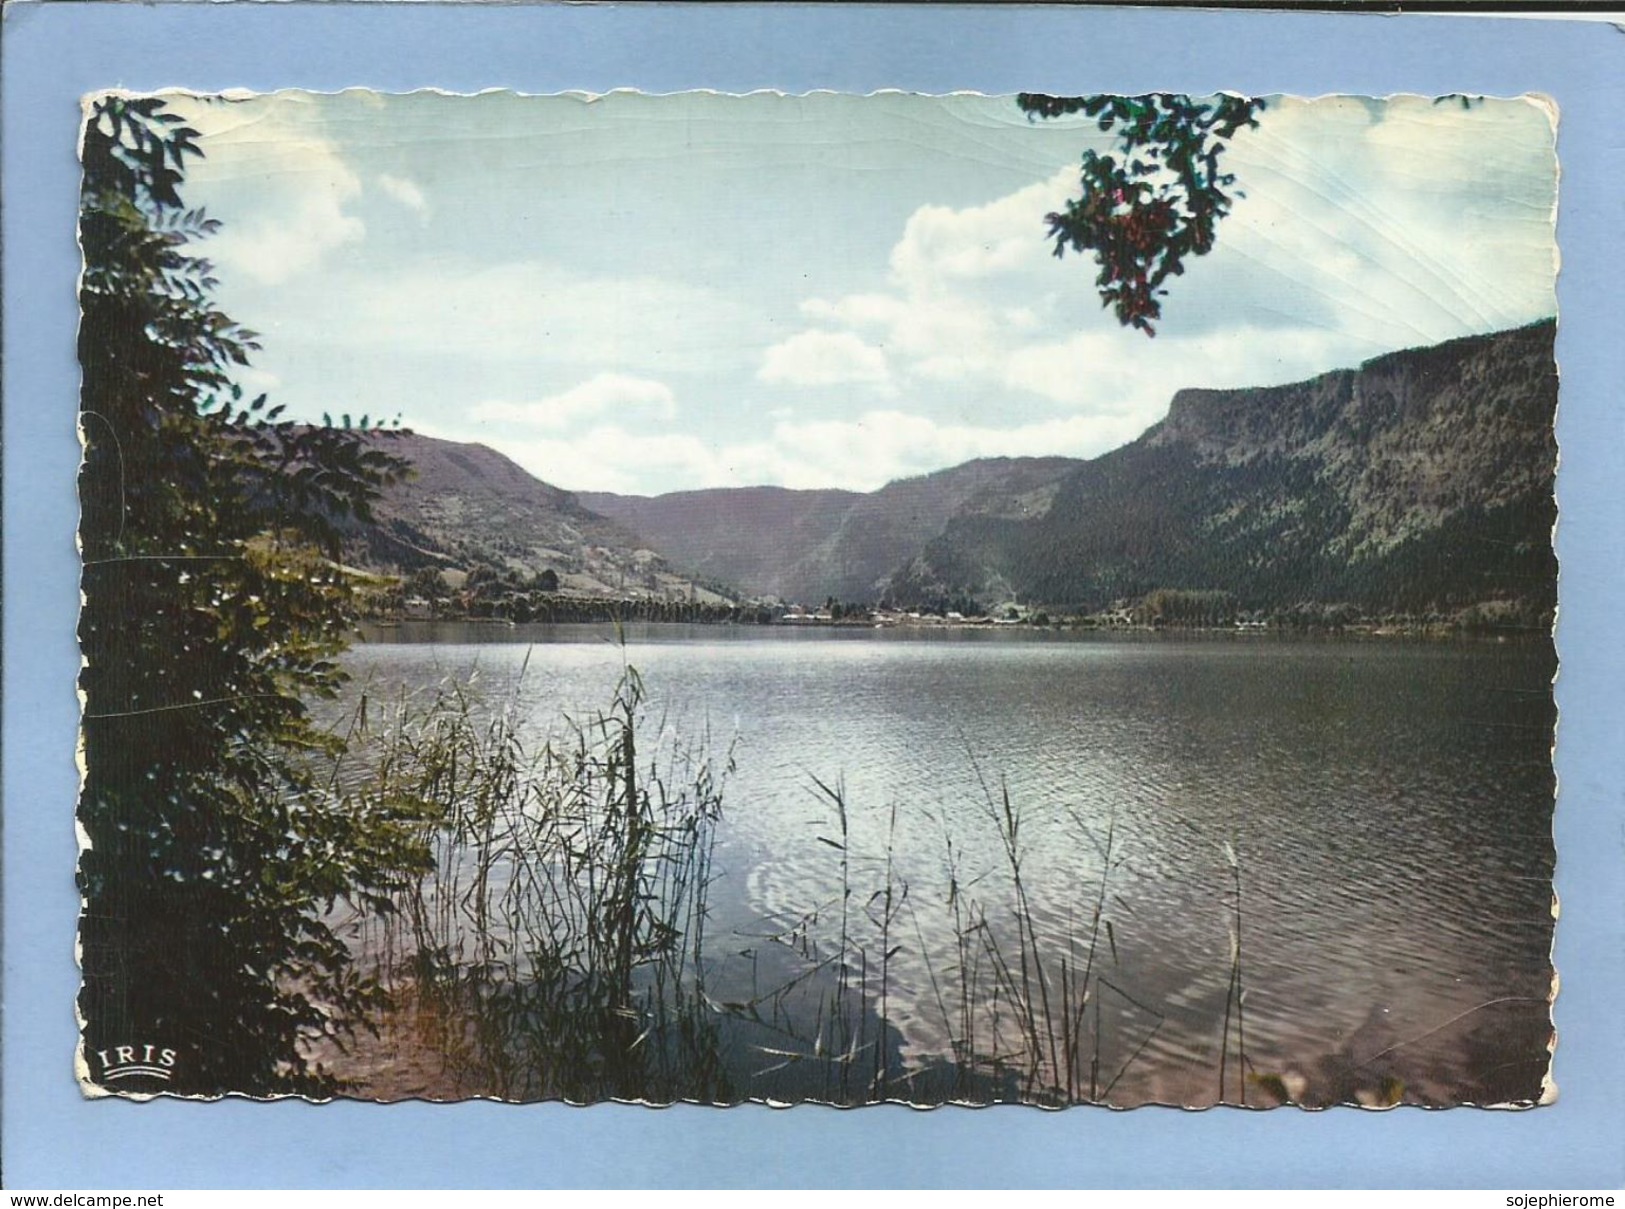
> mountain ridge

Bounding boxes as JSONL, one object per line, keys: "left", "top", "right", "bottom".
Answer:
{"left": 890, "top": 320, "right": 1557, "bottom": 620}
{"left": 583, "top": 456, "right": 1083, "bottom": 603}
{"left": 347, "top": 432, "right": 713, "bottom": 601}
{"left": 351, "top": 321, "right": 1557, "bottom": 626}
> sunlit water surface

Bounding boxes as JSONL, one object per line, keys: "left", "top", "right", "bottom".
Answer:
{"left": 328, "top": 623, "right": 1556, "bottom": 1106}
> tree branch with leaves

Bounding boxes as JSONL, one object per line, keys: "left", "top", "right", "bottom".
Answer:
{"left": 1020, "top": 93, "right": 1264, "bottom": 335}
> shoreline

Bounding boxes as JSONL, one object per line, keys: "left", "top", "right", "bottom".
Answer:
{"left": 358, "top": 614, "right": 1554, "bottom": 644}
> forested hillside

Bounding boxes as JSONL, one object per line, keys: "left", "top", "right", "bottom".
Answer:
{"left": 889, "top": 321, "right": 1558, "bottom": 623}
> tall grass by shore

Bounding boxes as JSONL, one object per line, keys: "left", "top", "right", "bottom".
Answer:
{"left": 336, "top": 663, "right": 732, "bottom": 1103}
{"left": 331, "top": 660, "right": 1264, "bottom": 1106}
{"left": 758, "top": 774, "right": 1180, "bottom": 1107}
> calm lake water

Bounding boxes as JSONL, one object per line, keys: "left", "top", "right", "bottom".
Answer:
{"left": 331, "top": 623, "right": 1557, "bottom": 1106}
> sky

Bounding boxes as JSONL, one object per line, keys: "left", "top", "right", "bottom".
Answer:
{"left": 153, "top": 89, "right": 1558, "bottom": 496}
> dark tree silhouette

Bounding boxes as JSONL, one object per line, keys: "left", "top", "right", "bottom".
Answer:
{"left": 76, "top": 94, "right": 424, "bottom": 1096}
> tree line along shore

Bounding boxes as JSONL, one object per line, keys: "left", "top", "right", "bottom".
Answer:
{"left": 359, "top": 569, "right": 1550, "bottom": 637}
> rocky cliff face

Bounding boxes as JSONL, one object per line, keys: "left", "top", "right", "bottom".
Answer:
{"left": 892, "top": 321, "right": 1557, "bottom": 619}
{"left": 1151, "top": 322, "right": 1557, "bottom": 559}
{"left": 358, "top": 321, "right": 1557, "bottom": 621}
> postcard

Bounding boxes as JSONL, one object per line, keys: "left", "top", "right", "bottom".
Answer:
{"left": 75, "top": 87, "right": 1558, "bottom": 1109}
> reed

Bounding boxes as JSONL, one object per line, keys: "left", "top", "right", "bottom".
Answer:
{"left": 754, "top": 772, "right": 1186, "bottom": 1107}
{"left": 720, "top": 775, "right": 903, "bottom": 1104}
{"left": 1219, "top": 838, "right": 1247, "bottom": 1105}
{"left": 332, "top": 666, "right": 1251, "bottom": 1107}
{"left": 943, "top": 779, "right": 1149, "bottom": 1105}
{"left": 343, "top": 661, "right": 732, "bottom": 1103}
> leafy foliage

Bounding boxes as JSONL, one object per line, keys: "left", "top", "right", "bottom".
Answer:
{"left": 1019, "top": 93, "right": 1264, "bottom": 335}
{"left": 76, "top": 94, "right": 423, "bottom": 1096}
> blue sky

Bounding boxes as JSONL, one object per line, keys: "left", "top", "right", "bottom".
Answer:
{"left": 157, "top": 89, "right": 1557, "bottom": 495}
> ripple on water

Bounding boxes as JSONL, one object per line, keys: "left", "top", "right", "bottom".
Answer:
{"left": 331, "top": 627, "right": 1556, "bottom": 1105}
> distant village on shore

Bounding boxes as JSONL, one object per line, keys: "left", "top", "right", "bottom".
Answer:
{"left": 360, "top": 566, "right": 1525, "bottom": 637}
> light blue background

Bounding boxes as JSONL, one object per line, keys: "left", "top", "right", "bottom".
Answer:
{"left": 4, "top": 2, "right": 1622, "bottom": 1189}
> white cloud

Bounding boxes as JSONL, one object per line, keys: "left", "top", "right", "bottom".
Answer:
{"left": 790, "top": 168, "right": 1087, "bottom": 406}
{"left": 376, "top": 173, "right": 430, "bottom": 220}
{"left": 230, "top": 365, "right": 283, "bottom": 398}
{"left": 482, "top": 408, "right": 1153, "bottom": 495}
{"left": 1002, "top": 324, "right": 1355, "bottom": 413}
{"left": 800, "top": 288, "right": 1012, "bottom": 393}
{"left": 173, "top": 95, "right": 366, "bottom": 285}
{"left": 491, "top": 426, "right": 772, "bottom": 496}
{"left": 173, "top": 92, "right": 1557, "bottom": 498}
{"left": 1178, "top": 94, "right": 1558, "bottom": 347}
{"left": 470, "top": 373, "right": 676, "bottom": 430}
{"left": 887, "top": 167, "right": 1073, "bottom": 288}
{"left": 785, "top": 96, "right": 1556, "bottom": 440}
{"left": 758, "top": 330, "right": 892, "bottom": 390}
{"left": 800, "top": 293, "right": 902, "bottom": 330}
{"left": 249, "top": 258, "right": 765, "bottom": 374}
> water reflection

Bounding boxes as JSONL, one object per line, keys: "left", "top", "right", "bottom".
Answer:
{"left": 330, "top": 625, "right": 1556, "bottom": 1106}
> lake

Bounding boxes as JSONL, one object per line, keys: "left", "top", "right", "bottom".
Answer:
{"left": 328, "top": 622, "right": 1557, "bottom": 1107}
